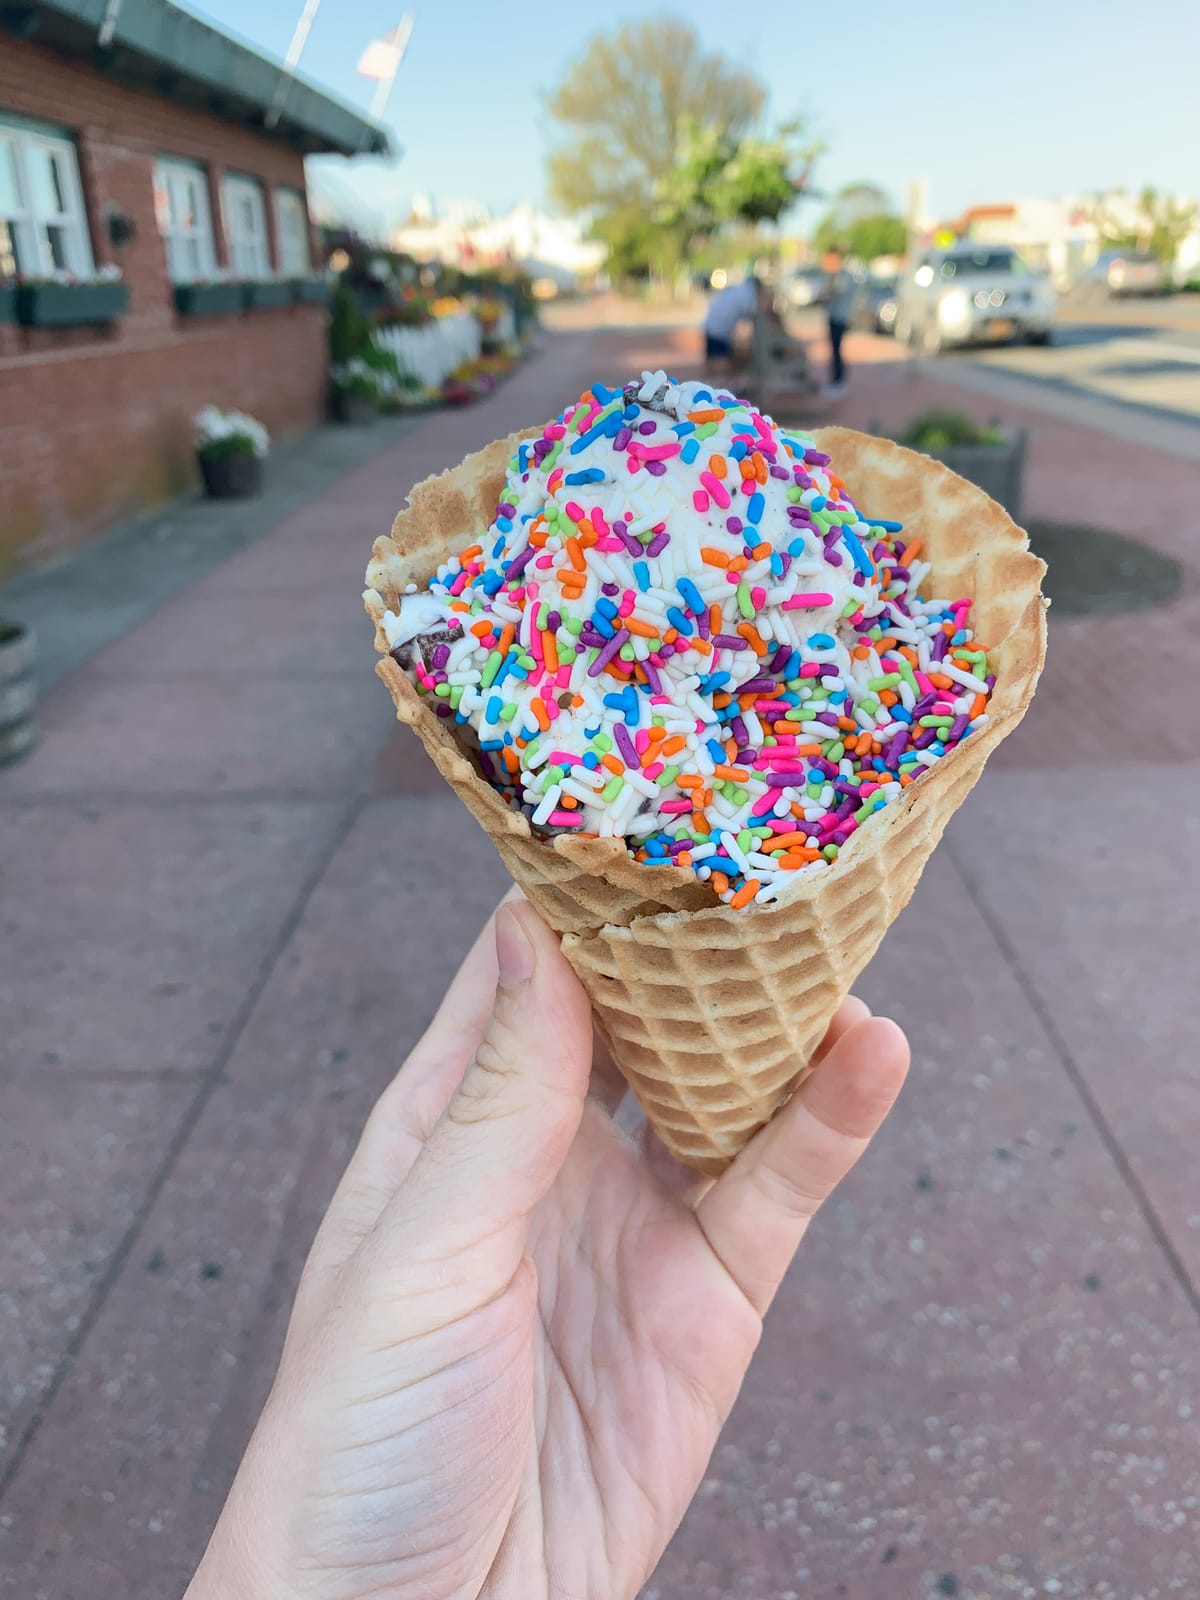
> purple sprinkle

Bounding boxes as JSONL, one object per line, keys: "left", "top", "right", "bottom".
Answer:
{"left": 813, "top": 757, "right": 838, "bottom": 779}
{"left": 833, "top": 779, "right": 861, "bottom": 797}
{"left": 496, "top": 501, "right": 516, "bottom": 517}
{"left": 613, "top": 426, "right": 632, "bottom": 450}
{"left": 435, "top": 702, "right": 453, "bottom": 718}
{"left": 505, "top": 544, "right": 535, "bottom": 581}
{"left": 643, "top": 660, "right": 663, "bottom": 694}
{"left": 614, "top": 722, "right": 638, "bottom": 766}
{"left": 730, "top": 715, "right": 749, "bottom": 745}
{"left": 852, "top": 570, "right": 866, "bottom": 587}
{"left": 889, "top": 565, "right": 910, "bottom": 581}
{"left": 587, "top": 628, "right": 630, "bottom": 677}
{"left": 884, "top": 730, "right": 909, "bottom": 766}
{"left": 601, "top": 582, "right": 619, "bottom": 596}
{"left": 913, "top": 728, "right": 937, "bottom": 750}
{"left": 779, "top": 553, "right": 792, "bottom": 577}
{"left": 547, "top": 610, "right": 561, "bottom": 631}
{"left": 712, "top": 634, "right": 749, "bottom": 650}
{"left": 949, "top": 714, "right": 970, "bottom": 741}
{"left": 986, "top": 673, "right": 996, "bottom": 692}
{"left": 645, "top": 459, "right": 668, "bottom": 476}
{"left": 618, "top": 527, "right": 644, "bottom": 556}
{"left": 668, "top": 839, "right": 691, "bottom": 855}
{"left": 816, "top": 710, "right": 841, "bottom": 728}
{"left": 637, "top": 419, "right": 657, "bottom": 434}
{"left": 825, "top": 550, "right": 844, "bottom": 567}
{"left": 804, "top": 448, "right": 832, "bottom": 466}
{"left": 913, "top": 692, "right": 938, "bottom": 716}
{"left": 931, "top": 632, "right": 949, "bottom": 662}
{"left": 768, "top": 645, "right": 791, "bottom": 673}
{"left": 431, "top": 644, "right": 451, "bottom": 670}
{"left": 726, "top": 516, "right": 743, "bottom": 536}
{"left": 740, "top": 677, "right": 778, "bottom": 694}
{"left": 765, "top": 773, "right": 798, "bottom": 788}
{"left": 835, "top": 797, "right": 856, "bottom": 820}
{"left": 645, "top": 530, "right": 670, "bottom": 556}
{"left": 831, "top": 827, "right": 852, "bottom": 846}
{"left": 769, "top": 465, "right": 789, "bottom": 479}
{"left": 696, "top": 607, "right": 710, "bottom": 639}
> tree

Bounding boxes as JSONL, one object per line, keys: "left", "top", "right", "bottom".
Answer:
{"left": 546, "top": 18, "right": 765, "bottom": 217}
{"left": 1094, "top": 186, "right": 1197, "bottom": 267}
{"left": 655, "top": 119, "right": 813, "bottom": 243}
{"left": 813, "top": 182, "right": 907, "bottom": 262}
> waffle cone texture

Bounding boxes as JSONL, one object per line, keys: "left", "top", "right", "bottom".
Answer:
{"left": 365, "top": 424, "right": 1047, "bottom": 1174}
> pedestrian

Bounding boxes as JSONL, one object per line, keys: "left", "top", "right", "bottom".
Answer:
{"left": 183, "top": 892, "right": 908, "bottom": 1600}
{"left": 703, "top": 269, "right": 764, "bottom": 378}
{"left": 822, "top": 247, "right": 856, "bottom": 397}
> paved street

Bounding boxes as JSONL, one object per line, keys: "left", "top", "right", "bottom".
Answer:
{"left": 2, "top": 320, "right": 1199, "bottom": 1599}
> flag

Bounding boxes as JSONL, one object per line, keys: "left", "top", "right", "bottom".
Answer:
{"left": 357, "top": 16, "right": 413, "bottom": 80}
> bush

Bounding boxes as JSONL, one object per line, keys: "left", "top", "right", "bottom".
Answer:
{"left": 898, "top": 410, "right": 1003, "bottom": 450}
{"left": 194, "top": 405, "right": 269, "bottom": 459}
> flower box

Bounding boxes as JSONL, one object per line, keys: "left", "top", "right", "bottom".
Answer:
{"left": 198, "top": 451, "right": 263, "bottom": 498}
{"left": 242, "top": 279, "right": 293, "bottom": 311}
{"left": 291, "top": 277, "right": 331, "bottom": 306}
{"left": 0, "top": 283, "right": 15, "bottom": 323}
{"left": 175, "top": 281, "right": 243, "bottom": 317}
{"left": 16, "top": 281, "right": 128, "bottom": 327}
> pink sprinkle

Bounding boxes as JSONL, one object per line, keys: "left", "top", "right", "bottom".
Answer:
{"left": 649, "top": 694, "right": 671, "bottom": 703}
{"left": 659, "top": 799, "right": 693, "bottom": 814}
{"left": 617, "top": 593, "right": 635, "bottom": 616}
{"left": 555, "top": 666, "right": 571, "bottom": 688}
{"left": 564, "top": 500, "right": 585, "bottom": 521}
{"left": 547, "top": 810, "right": 582, "bottom": 827}
{"left": 783, "top": 592, "right": 834, "bottom": 609}
{"left": 699, "top": 470, "right": 732, "bottom": 508}
{"left": 448, "top": 571, "right": 469, "bottom": 596}
{"left": 591, "top": 507, "right": 610, "bottom": 537}
{"left": 635, "top": 729, "right": 650, "bottom": 753}
{"left": 915, "top": 671, "right": 936, "bottom": 694}
{"left": 643, "top": 761, "right": 665, "bottom": 780}
{"left": 770, "top": 760, "right": 806, "bottom": 771}
{"left": 535, "top": 555, "right": 554, "bottom": 569}
{"left": 549, "top": 750, "right": 580, "bottom": 766}
{"left": 629, "top": 441, "right": 682, "bottom": 461}
{"left": 800, "top": 662, "right": 822, "bottom": 677}
{"left": 726, "top": 570, "right": 740, "bottom": 584}
{"left": 545, "top": 423, "right": 566, "bottom": 440}
{"left": 693, "top": 489, "right": 711, "bottom": 513}
{"left": 626, "top": 455, "right": 641, "bottom": 474}
{"left": 597, "top": 537, "right": 625, "bottom": 552}
{"left": 750, "top": 585, "right": 767, "bottom": 609}
{"left": 545, "top": 699, "right": 560, "bottom": 721}
{"left": 750, "top": 412, "right": 772, "bottom": 439}
{"left": 750, "top": 794, "right": 776, "bottom": 816}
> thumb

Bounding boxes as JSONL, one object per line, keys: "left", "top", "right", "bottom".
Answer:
{"left": 395, "top": 900, "right": 594, "bottom": 1254}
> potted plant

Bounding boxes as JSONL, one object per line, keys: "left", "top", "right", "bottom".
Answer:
{"left": 329, "top": 358, "right": 385, "bottom": 424}
{"left": 16, "top": 264, "right": 128, "bottom": 327}
{"left": 0, "top": 598, "right": 36, "bottom": 766}
{"left": 894, "top": 410, "right": 1028, "bottom": 522}
{"left": 194, "top": 405, "right": 269, "bottom": 497}
{"left": 176, "top": 274, "right": 244, "bottom": 317}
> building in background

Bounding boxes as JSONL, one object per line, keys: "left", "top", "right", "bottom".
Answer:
{"left": 0, "top": 0, "right": 386, "bottom": 568}
{"left": 392, "top": 201, "right": 605, "bottom": 293}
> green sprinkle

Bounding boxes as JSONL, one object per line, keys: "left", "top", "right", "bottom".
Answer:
{"left": 601, "top": 776, "right": 624, "bottom": 803}
{"left": 730, "top": 785, "right": 749, "bottom": 806}
{"left": 736, "top": 581, "right": 754, "bottom": 620}
{"left": 481, "top": 653, "right": 502, "bottom": 688}
{"left": 564, "top": 617, "right": 583, "bottom": 636}
{"left": 822, "top": 843, "right": 840, "bottom": 861}
{"left": 618, "top": 643, "right": 636, "bottom": 661}
{"left": 737, "top": 829, "right": 755, "bottom": 853}
{"left": 897, "top": 656, "right": 919, "bottom": 693}
{"left": 535, "top": 603, "right": 549, "bottom": 630}
{"left": 694, "top": 421, "right": 719, "bottom": 440}
{"left": 449, "top": 685, "right": 463, "bottom": 710}
{"left": 786, "top": 486, "right": 802, "bottom": 504}
{"left": 826, "top": 740, "right": 845, "bottom": 761}
{"left": 657, "top": 765, "right": 680, "bottom": 786}
{"left": 860, "top": 695, "right": 879, "bottom": 715}
{"left": 499, "top": 703, "right": 518, "bottom": 722}
{"left": 919, "top": 715, "right": 953, "bottom": 728}
{"left": 434, "top": 682, "right": 450, "bottom": 698}
{"left": 593, "top": 732, "right": 613, "bottom": 753}
{"left": 868, "top": 673, "right": 902, "bottom": 691}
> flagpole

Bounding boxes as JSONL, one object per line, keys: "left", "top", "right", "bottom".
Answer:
{"left": 265, "top": 0, "right": 323, "bottom": 130}
{"left": 368, "top": 12, "right": 415, "bottom": 126}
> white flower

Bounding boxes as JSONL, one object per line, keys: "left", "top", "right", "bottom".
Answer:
{"left": 193, "top": 404, "right": 270, "bottom": 457}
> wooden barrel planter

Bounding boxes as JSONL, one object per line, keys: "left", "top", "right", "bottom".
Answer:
{"left": 0, "top": 620, "right": 36, "bottom": 766}
{"left": 198, "top": 451, "right": 264, "bottom": 498}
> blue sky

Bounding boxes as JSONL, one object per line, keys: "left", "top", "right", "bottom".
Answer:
{"left": 184, "top": 0, "right": 1199, "bottom": 234}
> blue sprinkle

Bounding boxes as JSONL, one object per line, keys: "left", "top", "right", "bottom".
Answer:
{"left": 693, "top": 388, "right": 712, "bottom": 403}
{"left": 892, "top": 707, "right": 913, "bottom": 724}
{"left": 603, "top": 693, "right": 627, "bottom": 710}
{"left": 479, "top": 739, "right": 504, "bottom": 751}
{"left": 808, "top": 633, "right": 836, "bottom": 649}
{"left": 491, "top": 535, "right": 506, "bottom": 558}
{"left": 633, "top": 560, "right": 650, "bottom": 591}
{"left": 496, "top": 515, "right": 513, "bottom": 533}
{"left": 680, "top": 438, "right": 700, "bottom": 465}
{"left": 482, "top": 571, "right": 504, "bottom": 595}
{"left": 729, "top": 439, "right": 748, "bottom": 460}
{"left": 593, "top": 616, "right": 615, "bottom": 639}
{"left": 571, "top": 417, "right": 612, "bottom": 453}
{"left": 676, "top": 577, "right": 705, "bottom": 614}
{"left": 706, "top": 739, "right": 726, "bottom": 763}
{"left": 508, "top": 664, "right": 529, "bottom": 681}
{"left": 841, "top": 529, "right": 874, "bottom": 577}
{"left": 644, "top": 839, "right": 669, "bottom": 858}
{"left": 785, "top": 650, "right": 801, "bottom": 678}
{"left": 595, "top": 596, "right": 618, "bottom": 619}
{"left": 830, "top": 690, "right": 846, "bottom": 704}
{"left": 770, "top": 553, "right": 784, "bottom": 577}
{"left": 747, "top": 492, "right": 765, "bottom": 524}
{"left": 952, "top": 628, "right": 969, "bottom": 645}
{"left": 603, "top": 410, "right": 624, "bottom": 436}
{"left": 623, "top": 403, "right": 640, "bottom": 419}
{"left": 865, "top": 516, "right": 904, "bottom": 532}
{"left": 666, "top": 607, "right": 694, "bottom": 636}
{"left": 582, "top": 752, "right": 600, "bottom": 769}
{"left": 810, "top": 495, "right": 827, "bottom": 512}
{"left": 672, "top": 421, "right": 696, "bottom": 435}
{"left": 486, "top": 695, "right": 502, "bottom": 722}
{"left": 591, "top": 383, "right": 618, "bottom": 403}
{"left": 565, "top": 467, "right": 605, "bottom": 486}
{"left": 584, "top": 724, "right": 601, "bottom": 738}
{"left": 787, "top": 538, "right": 807, "bottom": 558}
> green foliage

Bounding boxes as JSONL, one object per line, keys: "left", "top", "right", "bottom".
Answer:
{"left": 813, "top": 183, "right": 907, "bottom": 261}
{"left": 1093, "top": 186, "right": 1198, "bottom": 266}
{"left": 197, "top": 433, "right": 258, "bottom": 461}
{"left": 899, "top": 410, "right": 1003, "bottom": 450}
{"left": 655, "top": 120, "right": 808, "bottom": 240}
{"left": 329, "top": 282, "right": 374, "bottom": 365}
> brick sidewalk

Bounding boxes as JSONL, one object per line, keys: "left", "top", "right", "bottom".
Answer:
{"left": 1, "top": 328, "right": 1198, "bottom": 1599}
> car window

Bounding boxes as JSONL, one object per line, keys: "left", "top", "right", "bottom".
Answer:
{"left": 941, "top": 250, "right": 1025, "bottom": 276}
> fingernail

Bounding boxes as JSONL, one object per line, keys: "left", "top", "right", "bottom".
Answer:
{"left": 495, "top": 905, "right": 534, "bottom": 986}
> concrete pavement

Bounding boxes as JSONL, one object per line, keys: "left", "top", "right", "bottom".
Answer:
{"left": 1, "top": 324, "right": 1198, "bottom": 1599}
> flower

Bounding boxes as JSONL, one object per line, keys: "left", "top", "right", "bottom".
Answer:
{"left": 194, "top": 405, "right": 270, "bottom": 459}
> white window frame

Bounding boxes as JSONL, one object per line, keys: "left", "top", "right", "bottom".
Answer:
{"left": 220, "top": 174, "right": 272, "bottom": 280}
{"left": 153, "top": 157, "right": 216, "bottom": 283}
{"left": 0, "top": 116, "right": 94, "bottom": 279}
{"left": 273, "top": 186, "right": 311, "bottom": 277}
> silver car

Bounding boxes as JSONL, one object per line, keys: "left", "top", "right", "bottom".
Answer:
{"left": 895, "top": 245, "right": 1056, "bottom": 353}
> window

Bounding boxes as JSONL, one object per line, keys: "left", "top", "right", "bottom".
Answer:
{"left": 221, "top": 174, "right": 271, "bottom": 279}
{"left": 0, "top": 117, "right": 94, "bottom": 279}
{"left": 274, "top": 187, "right": 310, "bottom": 277}
{"left": 154, "top": 158, "right": 216, "bottom": 282}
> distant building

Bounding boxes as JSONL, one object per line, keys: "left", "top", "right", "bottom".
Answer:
{"left": 392, "top": 202, "right": 605, "bottom": 290}
{"left": 1, "top": 0, "right": 386, "bottom": 566}
{"left": 950, "top": 200, "right": 1099, "bottom": 287}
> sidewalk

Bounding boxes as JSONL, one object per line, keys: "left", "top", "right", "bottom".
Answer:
{"left": 2, "top": 327, "right": 1198, "bottom": 1600}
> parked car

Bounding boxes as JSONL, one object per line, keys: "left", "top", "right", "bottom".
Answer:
{"left": 781, "top": 266, "right": 827, "bottom": 310}
{"left": 852, "top": 274, "right": 899, "bottom": 334}
{"left": 894, "top": 246, "right": 1056, "bottom": 353}
{"left": 1078, "top": 249, "right": 1168, "bottom": 297}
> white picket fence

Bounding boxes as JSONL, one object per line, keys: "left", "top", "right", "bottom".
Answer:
{"left": 375, "top": 313, "right": 481, "bottom": 390}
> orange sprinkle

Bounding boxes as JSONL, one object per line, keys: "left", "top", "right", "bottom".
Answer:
{"left": 880, "top": 689, "right": 898, "bottom": 707}
{"left": 752, "top": 451, "right": 768, "bottom": 483}
{"left": 714, "top": 764, "right": 750, "bottom": 782}
{"left": 661, "top": 735, "right": 687, "bottom": 757}
{"left": 837, "top": 715, "right": 858, "bottom": 732}
{"left": 601, "top": 754, "right": 625, "bottom": 775}
{"left": 647, "top": 725, "right": 666, "bottom": 743}
{"left": 663, "top": 627, "right": 679, "bottom": 645}
{"left": 794, "top": 743, "right": 824, "bottom": 756}
{"left": 624, "top": 616, "right": 659, "bottom": 638}
{"left": 541, "top": 631, "right": 558, "bottom": 673}
{"left": 687, "top": 407, "right": 725, "bottom": 423}
{"left": 701, "top": 546, "right": 730, "bottom": 568}
{"left": 729, "top": 879, "right": 761, "bottom": 909}
{"left": 928, "top": 672, "right": 954, "bottom": 690}
{"left": 739, "top": 457, "right": 756, "bottom": 480}
{"left": 751, "top": 541, "right": 771, "bottom": 560}
{"left": 470, "top": 620, "right": 492, "bottom": 639}
{"left": 899, "top": 646, "right": 919, "bottom": 665}
{"left": 691, "top": 636, "right": 713, "bottom": 655}
{"left": 677, "top": 773, "right": 703, "bottom": 788}
{"left": 902, "top": 538, "right": 923, "bottom": 562}
{"left": 571, "top": 694, "right": 585, "bottom": 708}
{"left": 852, "top": 645, "right": 871, "bottom": 660}
{"left": 675, "top": 851, "right": 693, "bottom": 868}
{"left": 501, "top": 748, "right": 519, "bottom": 774}
{"left": 767, "top": 832, "right": 812, "bottom": 852}
{"left": 708, "top": 454, "right": 727, "bottom": 479}
{"left": 728, "top": 554, "right": 749, "bottom": 571}
{"left": 559, "top": 793, "right": 578, "bottom": 809}
{"left": 737, "top": 622, "right": 768, "bottom": 656}
{"left": 497, "top": 623, "right": 516, "bottom": 656}
{"left": 693, "top": 814, "right": 712, "bottom": 836}
{"left": 971, "top": 693, "right": 988, "bottom": 718}
{"left": 459, "top": 543, "right": 482, "bottom": 563}
{"left": 710, "top": 870, "right": 730, "bottom": 895}
{"left": 448, "top": 601, "right": 470, "bottom": 613}
{"left": 709, "top": 603, "right": 723, "bottom": 634}
{"left": 531, "top": 698, "right": 551, "bottom": 732}
{"left": 565, "top": 537, "right": 586, "bottom": 572}
{"left": 713, "top": 691, "right": 733, "bottom": 709}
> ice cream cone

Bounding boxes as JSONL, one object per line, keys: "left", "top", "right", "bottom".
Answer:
{"left": 365, "top": 424, "right": 1047, "bottom": 1174}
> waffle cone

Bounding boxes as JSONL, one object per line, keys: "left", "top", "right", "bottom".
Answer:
{"left": 365, "top": 424, "right": 1047, "bottom": 1174}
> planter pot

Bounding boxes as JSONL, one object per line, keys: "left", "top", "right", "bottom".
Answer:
{"left": 175, "top": 281, "right": 243, "bottom": 317}
{"left": 331, "top": 389, "right": 377, "bottom": 425}
{"left": 924, "top": 432, "right": 1027, "bottom": 522}
{"left": 0, "top": 620, "right": 37, "bottom": 767}
{"left": 291, "top": 277, "right": 331, "bottom": 306}
{"left": 198, "top": 450, "right": 264, "bottom": 498}
{"left": 242, "top": 280, "right": 293, "bottom": 311}
{"left": 17, "top": 281, "right": 129, "bottom": 327}
{"left": 0, "top": 282, "right": 15, "bottom": 323}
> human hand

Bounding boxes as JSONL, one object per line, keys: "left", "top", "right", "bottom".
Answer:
{"left": 186, "top": 893, "right": 908, "bottom": 1600}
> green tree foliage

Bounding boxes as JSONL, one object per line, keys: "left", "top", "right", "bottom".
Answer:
{"left": 546, "top": 17, "right": 764, "bottom": 216}
{"left": 813, "top": 182, "right": 907, "bottom": 262}
{"left": 1095, "top": 186, "right": 1197, "bottom": 266}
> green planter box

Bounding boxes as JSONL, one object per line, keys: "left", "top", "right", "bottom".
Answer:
{"left": 16, "top": 281, "right": 128, "bottom": 327}
{"left": 242, "top": 280, "right": 293, "bottom": 311}
{"left": 290, "top": 277, "right": 331, "bottom": 306}
{"left": 0, "top": 283, "right": 15, "bottom": 323}
{"left": 175, "top": 281, "right": 243, "bottom": 317}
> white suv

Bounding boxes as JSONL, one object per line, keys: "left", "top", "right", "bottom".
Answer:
{"left": 896, "top": 246, "right": 1056, "bottom": 353}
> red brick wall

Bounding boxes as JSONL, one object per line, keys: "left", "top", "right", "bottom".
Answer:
{"left": 0, "top": 35, "right": 329, "bottom": 569}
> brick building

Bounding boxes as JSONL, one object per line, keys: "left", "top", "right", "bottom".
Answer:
{"left": 0, "top": 0, "right": 386, "bottom": 567}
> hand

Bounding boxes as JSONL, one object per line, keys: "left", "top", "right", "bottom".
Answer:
{"left": 187, "top": 894, "right": 908, "bottom": 1600}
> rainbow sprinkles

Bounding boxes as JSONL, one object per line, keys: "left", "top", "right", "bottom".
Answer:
{"left": 379, "top": 370, "right": 994, "bottom": 909}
